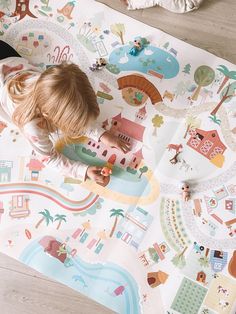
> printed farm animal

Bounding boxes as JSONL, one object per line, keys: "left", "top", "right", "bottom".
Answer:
{"left": 181, "top": 182, "right": 191, "bottom": 202}
{"left": 89, "top": 58, "right": 107, "bottom": 71}
{"left": 167, "top": 143, "right": 183, "bottom": 153}
{"left": 217, "top": 285, "right": 229, "bottom": 296}
{"left": 167, "top": 143, "right": 183, "bottom": 164}
{"left": 163, "top": 90, "right": 175, "bottom": 102}
{"left": 179, "top": 159, "right": 193, "bottom": 172}
{"left": 218, "top": 299, "right": 229, "bottom": 309}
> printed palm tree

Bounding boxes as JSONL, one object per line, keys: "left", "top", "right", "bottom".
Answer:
{"left": 198, "top": 256, "right": 210, "bottom": 267}
{"left": 171, "top": 247, "right": 188, "bottom": 269}
{"left": 152, "top": 114, "right": 164, "bottom": 136}
{"left": 192, "top": 66, "right": 215, "bottom": 101}
{"left": 217, "top": 65, "right": 236, "bottom": 94}
{"left": 57, "top": 243, "right": 67, "bottom": 256}
{"left": 109, "top": 208, "right": 124, "bottom": 238}
{"left": 210, "top": 82, "right": 236, "bottom": 116}
{"left": 183, "top": 115, "right": 201, "bottom": 139}
{"left": 208, "top": 115, "right": 221, "bottom": 125}
{"left": 35, "top": 209, "right": 53, "bottom": 229}
{"left": 54, "top": 214, "right": 67, "bottom": 230}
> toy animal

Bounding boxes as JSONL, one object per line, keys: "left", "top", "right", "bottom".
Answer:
{"left": 89, "top": 58, "right": 107, "bottom": 71}
{"left": 101, "top": 167, "right": 112, "bottom": 177}
{"left": 181, "top": 182, "right": 191, "bottom": 202}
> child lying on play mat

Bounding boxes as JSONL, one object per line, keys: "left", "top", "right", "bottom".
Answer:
{"left": 0, "top": 40, "right": 130, "bottom": 184}
{"left": 122, "top": 0, "right": 203, "bottom": 12}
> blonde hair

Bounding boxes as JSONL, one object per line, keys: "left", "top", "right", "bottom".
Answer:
{"left": 7, "top": 62, "right": 100, "bottom": 139}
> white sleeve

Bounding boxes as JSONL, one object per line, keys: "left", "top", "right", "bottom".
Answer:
{"left": 23, "top": 121, "right": 89, "bottom": 181}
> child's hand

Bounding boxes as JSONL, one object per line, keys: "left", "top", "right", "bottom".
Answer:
{"left": 86, "top": 166, "right": 105, "bottom": 184}
{"left": 100, "top": 131, "right": 131, "bottom": 153}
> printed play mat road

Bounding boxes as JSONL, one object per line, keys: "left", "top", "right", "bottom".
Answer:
{"left": 0, "top": 1, "right": 236, "bottom": 313}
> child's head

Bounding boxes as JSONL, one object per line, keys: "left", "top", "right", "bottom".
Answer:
{"left": 9, "top": 62, "right": 100, "bottom": 138}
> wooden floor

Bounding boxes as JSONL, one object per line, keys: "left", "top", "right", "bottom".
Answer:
{"left": 1, "top": 1, "right": 236, "bottom": 314}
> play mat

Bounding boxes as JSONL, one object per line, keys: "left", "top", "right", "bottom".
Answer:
{"left": 0, "top": 1, "right": 236, "bottom": 313}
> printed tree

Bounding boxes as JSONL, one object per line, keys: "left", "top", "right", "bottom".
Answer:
{"left": 171, "top": 247, "right": 188, "bottom": 269}
{"left": 139, "top": 166, "right": 148, "bottom": 178}
{"left": 192, "top": 66, "right": 215, "bottom": 101}
{"left": 198, "top": 248, "right": 210, "bottom": 268}
{"left": 183, "top": 64, "right": 191, "bottom": 75}
{"left": 210, "top": 82, "right": 236, "bottom": 116}
{"left": 35, "top": 209, "right": 53, "bottom": 229}
{"left": 110, "top": 23, "right": 125, "bottom": 45}
{"left": 40, "top": 0, "right": 52, "bottom": 12}
{"left": 152, "top": 114, "right": 164, "bottom": 136}
{"left": 217, "top": 65, "right": 236, "bottom": 94}
{"left": 183, "top": 115, "right": 201, "bottom": 139}
{"left": 109, "top": 208, "right": 124, "bottom": 238}
{"left": 54, "top": 214, "right": 67, "bottom": 230}
{"left": 163, "top": 42, "right": 169, "bottom": 49}
{"left": 11, "top": 0, "right": 37, "bottom": 20}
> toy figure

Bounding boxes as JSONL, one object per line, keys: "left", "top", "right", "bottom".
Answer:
{"left": 129, "top": 38, "right": 143, "bottom": 56}
{"left": 89, "top": 58, "right": 107, "bottom": 71}
{"left": 129, "top": 37, "right": 149, "bottom": 56}
{"left": 101, "top": 167, "right": 112, "bottom": 177}
{"left": 181, "top": 182, "right": 191, "bottom": 202}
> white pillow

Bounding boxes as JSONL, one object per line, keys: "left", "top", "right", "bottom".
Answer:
{"left": 125, "top": 0, "right": 204, "bottom": 13}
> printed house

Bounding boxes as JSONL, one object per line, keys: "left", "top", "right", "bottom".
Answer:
{"left": 187, "top": 129, "right": 226, "bottom": 160}
{"left": 26, "top": 158, "right": 45, "bottom": 181}
{"left": 210, "top": 250, "right": 228, "bottom": 272}
{"left": 9, "top": 195, "right": 30, "bottom": 219}
{"left": 0, "top": 160, "right": 13, "bottom": 182}
{"left": 116, "top": 206, "right": 153, "bottom": 249}
{"left": 196, "top": 271, "right": 206, "bottom": 283}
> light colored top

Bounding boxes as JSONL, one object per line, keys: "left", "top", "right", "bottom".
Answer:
{"left": 0, "top": 57, "right": 104, "bottom": 181}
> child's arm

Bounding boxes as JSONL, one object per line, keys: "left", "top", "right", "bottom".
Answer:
{"left": 85, "top": 123, "right": 131, "bottom": 153}
{"left": 23, "top": 120, "right": 104, "bottom": 182}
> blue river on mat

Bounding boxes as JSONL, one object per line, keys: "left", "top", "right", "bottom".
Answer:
{"left": 20, "top": 239, "right": 141, "bottom": 314}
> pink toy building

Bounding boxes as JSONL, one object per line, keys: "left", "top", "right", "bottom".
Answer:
{"left": 187, "top": 128, "right": 226, "bottom": 160}
{"left": 86, "top": 110, "right": 146, "bottom": 170}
